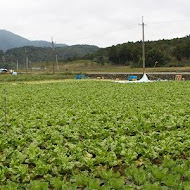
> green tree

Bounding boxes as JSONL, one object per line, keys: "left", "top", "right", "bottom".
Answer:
{"left": 146, "top": 48, "right": 167, "bottom": 67}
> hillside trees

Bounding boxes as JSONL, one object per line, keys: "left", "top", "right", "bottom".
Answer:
{"left": 87, "top": 36, "right": 190, "bottom": 67}
{"left": 92, "top": 41, "right": 169, "bottom": 67}
{"left": 173, "top": 37, "right": 190, "bottom": 61}
{"left": 146, "top": 48, "right": 167, "bottom": 67}
{"left": 1, "top": 35, "right": 190, "bottom": 68}
{"left": 107, "top": 43, "right": 141, "bottom": 65}
{"left": 1, "top": 45, "right": 98, "bottom": 68}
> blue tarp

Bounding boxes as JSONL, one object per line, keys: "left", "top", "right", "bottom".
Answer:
{"left": 128, "top": 76, "right": 137, "bottom": 81}
{"left": 75, "top": 74, "right": 87, "bottom": 79}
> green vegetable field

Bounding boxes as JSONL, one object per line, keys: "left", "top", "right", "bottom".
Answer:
{"left": 0, "top": 80, "right": 190, "bottom": 189}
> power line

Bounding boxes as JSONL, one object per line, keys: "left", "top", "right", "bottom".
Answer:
{"left": 118, "top": 24, "right": 138, "bottom": 31}
{"left": 148, "top": 19, "right": 190, "bottom": 25}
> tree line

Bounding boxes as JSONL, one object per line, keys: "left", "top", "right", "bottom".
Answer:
{"left": 0, "top": 45, "right": 98, "bottom": 69}
{"left": 0, "top": 35, "right": 190, "bottom": 69}
{"left": 84, "top": 35, "right": 190, "bottom": 67}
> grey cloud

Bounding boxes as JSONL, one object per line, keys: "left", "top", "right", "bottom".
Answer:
{"left": 0, "top": 0, "right": 189, "bottom": 47}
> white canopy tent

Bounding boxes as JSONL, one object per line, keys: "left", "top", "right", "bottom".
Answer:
{"left": 138, "top": 73, "right": 150, "bottom": 82}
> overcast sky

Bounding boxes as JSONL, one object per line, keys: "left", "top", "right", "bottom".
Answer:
{"left": 0, "top": 0, "right": 190, "bottom": 47}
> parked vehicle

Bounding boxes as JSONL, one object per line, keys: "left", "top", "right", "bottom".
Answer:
{"left": 0, "top": 68, "right": 8, "bottom": 73}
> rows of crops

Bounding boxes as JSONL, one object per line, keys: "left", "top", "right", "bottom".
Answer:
{"left": 0, "top": 80, "right": 190, "bottom": 189}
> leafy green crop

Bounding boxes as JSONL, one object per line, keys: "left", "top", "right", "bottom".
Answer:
{"left": 0, "top": 80, "right": 190, "bottom": 189}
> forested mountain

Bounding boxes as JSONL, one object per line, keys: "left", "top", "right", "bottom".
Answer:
{"left": 0, "top": 30, "right": 67, "bottom": 51}
{"left": 84, "top": 35, "right": 190, "bottom": 67}
{"left": 0, "top": 45, "right": 99, "bottom": 68}
{"left": 1, "top": 30, "right": 190, "bottom": 69}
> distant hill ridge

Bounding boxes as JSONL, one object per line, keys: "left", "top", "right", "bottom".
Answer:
{"left": 0, "top": 29, "right": 67, "bottom": 51}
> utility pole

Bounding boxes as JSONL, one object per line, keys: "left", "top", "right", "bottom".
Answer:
{"left": 25, "top": 48, "right": 28, "bottom": 73}
{"left": 56, "top": 54, "right": 59, "bottom": 71}
{"left": 26, "top": 57, "right": 29, "bottom": 70}
{"left": 51, "top": 37, "right": 55, "bottom": 74}
{"left": 139, "top": 16, "right": 146, "bottom": 74}
{"left": 16, "top": 60, "right": 19, "bottom": 71}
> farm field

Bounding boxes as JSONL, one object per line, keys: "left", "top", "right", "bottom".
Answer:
{"left": 0, "top": 73, "right": 74, "bottom": 83}
{"left": 11, "top": 60, "right": 190, "bottom": 74}
{"left": 0, "top": 80, "right": 190, "bottom": 189}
